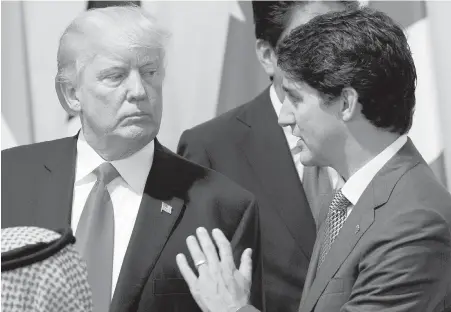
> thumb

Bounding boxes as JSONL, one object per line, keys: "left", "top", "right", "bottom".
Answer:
{"left": 238, "top": 248, "right": 253, "bottom": 281}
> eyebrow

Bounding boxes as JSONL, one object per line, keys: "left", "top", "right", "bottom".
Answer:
{"left": 139, "top": 62, "right": 160, "bottom": 69}
{"left": 137, "top": 55, "right": 161, "bottom": 67}
{"left": 97, "top": 67, "right": 126, "bottom": 76}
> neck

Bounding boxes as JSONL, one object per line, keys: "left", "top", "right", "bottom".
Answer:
{"left": 81, "top": 128, "right": 150, "bottom": 162}
{"left": 333, "top": 129, "right": 401, "bottom": 181}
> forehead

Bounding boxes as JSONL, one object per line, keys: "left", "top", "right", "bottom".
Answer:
{"left": 282, "top": 76, "right": 321, "bottom": 97}
{"left": 280, "top": 2, "right": 347, "bottom": 40}
{"left": 78, "top": 17, "right": 164, "bottom": 69}
{"left": 87, "top": 46, "right": 162, "bottom": 69}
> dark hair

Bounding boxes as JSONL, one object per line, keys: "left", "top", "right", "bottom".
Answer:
{"left": 277, "top": 7, "right": 417, "bottom": 135}
{"left": 252, "top": 1, "right": 359, "bottom": 47}
{"left": 86, "top": 1, "right": 140, "bottom": 10}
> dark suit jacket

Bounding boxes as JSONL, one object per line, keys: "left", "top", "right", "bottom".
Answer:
{"left": 1, "top": 136, "right": 263, "bottom": 312}
{"left": 298, "top": 139, "right": 451, "bottom": 312}
{"left": 237, "top": 139, "right": 451, "bottom": 312}
{"left": 177, "top": 88, "right": 319, "bottom": 312}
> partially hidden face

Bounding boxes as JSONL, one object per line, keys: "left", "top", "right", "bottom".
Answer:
{"left": 278, "top": 76, "right": 344, "bottom": 167}
{"left": 270, "top": 2, "right": 352, "bottom": 101}
{"left": 76, "top": 46, "right": 164, "bottom": 148}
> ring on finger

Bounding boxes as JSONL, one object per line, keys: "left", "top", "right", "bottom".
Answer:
{"left": 195, "top": 259, "right": 207, "bottom": 270}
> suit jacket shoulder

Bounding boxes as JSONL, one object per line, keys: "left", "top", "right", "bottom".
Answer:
{"left": 153, "top": 141, "right": 256, "bottom": 206}
{"left": 394, "top": 160, "right": 451, "bottom": 216}
{"left": 181, "top": 88, "right": 270, "bottom": 147}
{"left": 302, "top": 141, "right": 451, "bottom": 312}
{"left": 2, "top": 137, "right": 76, "bottom": 168}
{"left": 2, "top": 137, "right": 78, "bottom": 229}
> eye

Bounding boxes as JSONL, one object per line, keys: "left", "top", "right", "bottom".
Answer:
{"left": 287, "top": 92, "right": 302, "bottom": 106}
{"left": 141, "top": 68, "right": 157, "bottom": 79}
{"left": 103, "top": 73, "right": 126, "bottom": 83}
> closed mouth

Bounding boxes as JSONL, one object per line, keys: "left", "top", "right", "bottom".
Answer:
{"left": 125, "top": 113, "right": 149, "bottom": 119}
{"left": 120, "top": 113, "right": 150, "bottom": 124}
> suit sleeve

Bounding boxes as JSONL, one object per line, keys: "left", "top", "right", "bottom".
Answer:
{"left": 342, "top": 208, "right": 451, "bottom": 312}
{"left": 177, "top": 129, "right": 212, "bottom": 168}
{"left": 230, "top": 197, "right": 265, "bottom": 312}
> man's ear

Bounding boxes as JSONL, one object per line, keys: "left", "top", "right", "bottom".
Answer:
{"left": 340, "top": 87, "right": 360, "bottom": 122}
{"left": 55, "top": 79, "right": 81, "bottom": 116}
{"left": 255, "top": 39, "right": 276, "bottom": 77}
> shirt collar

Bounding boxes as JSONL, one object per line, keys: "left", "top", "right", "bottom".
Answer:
{"left": 270, "top": 84, "right": 283, "bottom": 117}
{"left": 342, "top": 135, "right": 408, "bottom": 205}
{"left": 75, "top": 131, "right": 154, "bottom": 194}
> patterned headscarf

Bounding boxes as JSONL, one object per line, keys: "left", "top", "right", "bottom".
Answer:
{"left": 1, "top": 226, "right": 93, "bottom": 312}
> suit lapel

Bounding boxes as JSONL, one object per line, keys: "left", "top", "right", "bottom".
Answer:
{"left": 111, "top": 140, "right": 188, "bottom": 312}
{"left": 299, "top": 168, "right": 336, "bottom": 302}
{"left": 301, "top": 194, "right": 375, "bottom": 312}
{"left": 237, "top": 89, "right": 316, "bottom": 259}
{"left": 300, "top": 172, "right": 338, "bottom": 301}
{"left": 302, "top": 166, "right": 334, "bottom": 231}
{"left": 299, "top": 214, "right": 328, "bottom": 309}
{"left": 36, "top": 136, "right": 78, "bottom": 230}
{"left": 300, "top": 139, "right": 423, "bottom": 312}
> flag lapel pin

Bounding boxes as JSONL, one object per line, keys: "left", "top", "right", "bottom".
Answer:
{"left": 355, "top": 224, "right": 360, "bottom": 234}
{"left": 161, "top": 202, "right": 172, "bottom": 215}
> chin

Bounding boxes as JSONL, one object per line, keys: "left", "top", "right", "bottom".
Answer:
{"left": 299, "top": 151, "right": 319, "bottom": 167}
{"left": 123, "top": 123, "right": 157, "bottom": 138}
{"left": 109, "top": 130, "right": 152, "bottom": 150}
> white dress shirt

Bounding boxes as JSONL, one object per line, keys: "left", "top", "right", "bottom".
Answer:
{"left": 71, "top": 132, "right": 154, "bottom": 297}
{"left": 270, "top": 85, "right": 343, "bottom": 190}
{"left": 342, "top": 135, "right": 408, "bottom": 218}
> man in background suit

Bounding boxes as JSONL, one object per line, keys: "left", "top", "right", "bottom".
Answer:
{"left": 1, "top": 6, "right": 263, "bottom": 312}
{"left": 177, "top": 7, "right": 451, "bottom": 312}
{"left": 177, "top": 1, "right": 358, "bottom": 311}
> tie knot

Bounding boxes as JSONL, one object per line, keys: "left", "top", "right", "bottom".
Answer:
{"left": 94, "top": 162, "right": 119, "bottom": 185}
{"left": 330, "top": 189, "right": 351, "bottom": 211}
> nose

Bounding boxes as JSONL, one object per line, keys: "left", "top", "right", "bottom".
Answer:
{"left": 126, "top": 70, "right": 147, "bottom": 102}
{"left": 278, "top": 98, "right": 296, "bottom": 128}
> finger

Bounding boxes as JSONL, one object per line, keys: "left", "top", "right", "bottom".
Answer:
{"left": 212, "top": 228, "right": 236, "bottom": 271}
{"left": 177, "top": 254, "right": 209, "bottom": 312}
{"left": 176, "top": 253, "right": 197, "bottom": 289}
{"left": 186, "top": 235, "right": 208, "bottom": 275}
{"left": 238, "top": 248, "right": 253, "bottom": 282}
{"left": 196, "top": 227, "right": 221, "bottom": 274}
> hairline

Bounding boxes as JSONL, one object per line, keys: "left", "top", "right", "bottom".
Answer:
{"left": 258, "top": 0, "right": 360, "bottom": 47}
{"left": 57, "top": 6, "right": 169, "bottom": 87}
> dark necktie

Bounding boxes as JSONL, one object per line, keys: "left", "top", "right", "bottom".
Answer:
{"left": 317, "top": 189, "right": 351, "bottom": 271}
{"left": 75, "top": 162, "right": 119, "bottom": 312}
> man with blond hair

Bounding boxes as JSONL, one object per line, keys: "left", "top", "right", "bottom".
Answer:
{"left": 1, "top": 5, "right": 263, "bottom": 312}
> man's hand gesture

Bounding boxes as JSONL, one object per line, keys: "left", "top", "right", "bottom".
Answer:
{"left": 176, "top": 227, "right": 253, "bottom": 312}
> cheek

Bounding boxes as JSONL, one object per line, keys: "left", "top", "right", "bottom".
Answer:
{"left": 293, "top": 106, "right": 310, "bottom": 132}
{"left": 99, "top": 93, "right": 123, "bottom": 118}
{"left": 144, "top": 85, "right": 163, "bottom": 113}
{"left": 83, "top": 87, "right": 124, "bottom": 124}
{"left": 293, "top": 107, "right": 328, "bottom": 143}
{"left": 145, "top": 84, "right": 163, "bottom": 99}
